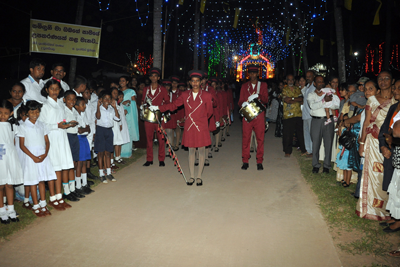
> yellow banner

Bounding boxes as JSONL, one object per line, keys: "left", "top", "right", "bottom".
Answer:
{"left": 344, "top": 0, "right": 352, "bottom": 10}
{"left": 373, "top": 0, "right": 382, "bottom": 25}
{"left": 30, "top": 19, "right": 101, "bottom": 58}
{"left": 200, "top": 0, "right": 206, "bottom": 13}
{"left": 233, "top": 8, "right": 240, "bottom": 29}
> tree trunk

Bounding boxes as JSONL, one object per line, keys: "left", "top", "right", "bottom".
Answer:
{"left": 153, "top": 0, "right": 162, "bottom": 68}
{"left": 173, "top": 8, "right": 179, "bottom": 73}
{"left": 193, "top": 0, "right": 200, "bottom": 70}
{"left": 383, "top": 0, "right": 392, "bottom": 70}
{"left": 333, "top": 0, "right": 346, "bottom": 83}
{"left": 68, "top": 0, "right": 84, "bottom": 86}
{"left": 294, "top": 0, "right": 308, "bottom": 72}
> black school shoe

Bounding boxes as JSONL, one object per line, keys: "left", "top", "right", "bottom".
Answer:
{"left": 241, "top": 163, "right": 249, "bottom": 170}
{"left": 312, "top": 167, "right": 319, "bottom": 173}
{"left": 63, "top": 193, "right": 80, "bottom": 202}
{"left": 75, "top": 188, "right": 89, "bottom": 195}
{"left": 83, "top": 185, "right": 95, "bottom": 194}
{"left": 257, "top": 163, "right": 264, "bottom": 171}
{"left": 71, "top": 191, "right": 85, "bottom": 199}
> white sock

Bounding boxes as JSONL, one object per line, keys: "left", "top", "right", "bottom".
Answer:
{"left": 49, "top": 195, "right": 56, "bottom": 202}
{"left": 115, "top": 156, "right": 120, "bottom": 161}
{"left": 82, "top": 173, "right": 87, "bottom": 187}
{"left": 99, "top": 169, "right": 104, "bottom": 177}
{"left": 24, "top": 198, "right": 29, "bottom": 204}
{"left": 93, "top": 152, "right": 97, "bottom": 159}
{"left": 56, "top": 193, "right": 62, "bottom": 200}
{"left": 76, "top": 176, "right": 82, "bottom": 189}
{"left": 63, "top": 183, "right": 70, "bottom": 195}
{"left": 7, "top": 205, "right": 16, "bottom": 218}
{"left": 32, "top": 204, "right": 40, "bottom": 213}
{"left": 3, "top": 196, "right": 6, "bottom": 205}
{"left": 39, "top": 200, "right": 46, "bottom": 208}
{"left": 0, "top": 206, "right": 6, "bottom": 219}
{"left": 69, "top": 180, "right": 75, "bottom": 192}
{"left": 111, "top": 158, "right": 114, "bottom": 165}
{"left": 107, "top": 168, "right": 111, "bottom": 175}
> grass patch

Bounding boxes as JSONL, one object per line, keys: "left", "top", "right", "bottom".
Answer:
{"left": 293, "top": 150, "right": 400, "bottom": 260}
{"left": 0, "top": 148, "right": 146, "bottom": 242}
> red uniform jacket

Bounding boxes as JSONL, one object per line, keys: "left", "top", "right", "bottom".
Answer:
{"left": 163, "top": 89, "right": 181, "bottom": 129}
{"left": 203, "top": 85, "right": 218, "bottom": 132}
{"left": 141, "top": 84, "right": 170, "bottom": 107}
{"left": 238, "top": 81, "right": 269, "bottom": 108}
{"left": 160, "top": 90, "right": 213, "bottom": 148}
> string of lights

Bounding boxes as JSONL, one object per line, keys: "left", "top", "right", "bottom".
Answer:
{"left": 97, "top": 0, "right": 111, "bottom": 11}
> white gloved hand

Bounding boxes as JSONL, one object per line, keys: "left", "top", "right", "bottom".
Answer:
{"left": 248, "top": 94, "right": 259, "bottom": 102}
{"left": 215, "top": 121, "right": 220, "bottom": 128}
{"left": 149, "top": 105, "right": 159, "bottom": 112}
{"left": 140, "top": 104, "right": 144, "bottom": 110}
{"left": 241, "top": 101, "right": 249, "bottom": 107}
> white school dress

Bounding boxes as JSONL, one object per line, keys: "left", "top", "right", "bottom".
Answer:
{"left": 14, "top": 121, "right": 25, "bottom": 162}
{"left": 0, "top": 122, "right": 23, "bottom": 185}
{"left": 112, "top": 105, "right": 124, "bottom": 146}
{"left": 118, "top": 104, "right": 130, "bottom": 144}
{"left": 38, "top": 97, "right": 74, "bottom": 171}
{"left": 84, "top": 101, "right": 96, "bottom": 148}
{"left": 17, "top": 120, "right": 57, "bottom": 185}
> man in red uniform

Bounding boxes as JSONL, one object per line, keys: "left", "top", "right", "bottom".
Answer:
{"left": 238, "top": 65, "right": 269, "bottom": 170}
{"left": 150, "top": 70, "right": 213, "bottom": 186}
{"left": 141, "top": 68, "right": 170, "bottom": 167}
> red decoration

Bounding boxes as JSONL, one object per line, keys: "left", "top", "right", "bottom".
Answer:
{"left": 136, "top": 52, "right": 153, "bottom": 75}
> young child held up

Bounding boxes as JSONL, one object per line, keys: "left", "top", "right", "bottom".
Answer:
{"left": 317, "top": 87, "right": 339, "bottom": 125}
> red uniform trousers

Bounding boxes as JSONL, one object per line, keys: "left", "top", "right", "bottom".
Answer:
{"left": 144, "top": 121, "right": 165, "bottom": 162}
{"left": 242, "top": 111, "right": 265, "bottom": 164}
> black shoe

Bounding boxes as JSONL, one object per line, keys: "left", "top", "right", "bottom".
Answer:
{"left": 250, "top": 148, "right": 254, "bottom": 153}
{"left": 312, "top": 167, "right": 319, "bottom": 173}
{"left": 88, "top": 180, "right": 95, "bottom": 186}
{"left": 221, "top": 137, "right": 226, "bottom": 142}
{"left": 241, "top": 163, "right": 249, "bottom": 170}
{"left": 380, "top": 221, "right": 395, "bottom": 227}
{"left": 257, "top": 163, "right": 263, "bottom": 170}
{"left": 71, "top": 191, "right": 85, "bottom": 198}
{"left": 83, "top": 185, "right": 94, "bottom": 194}
{"left": 208, "top": 153, "right": 213, "bottom": 159}
{"left": 63, "top": 193, "right": 80, "bottom": 202}
{"left": 159, "top": 161, "right": 165, "bottom": 167}
{"left": 227, "top": 133, "right": 230, "bottom": 137}
{"left": 9, "top": 217, "right": 19, "bottom": 223}
{"left": 187, "top": 178, "right": 195, "bottom": 186}
{"left": 218, "top": 143, "right": 222, "bottom": 147}
{"left": 196, "top": 178, "right": 203, "bottom": 186}
{"left": 87, "top": 172, "right": 99, "bottom": 180}
{"left": 383, "top": 226, "right": 400, "bottom": 233}
{"left": 75, "top": 188, "right": 89, "bottom": 195}
{"left": 143, "top": 161, "right": 153, "bottom": 167}
{"left": 195, "top": 160, "right": 199, "bottom": 166}
{"left": 204, "top": 160, "right": 209, "bottom": 166}
{"left": 214, "top": 147, "right": 219, "bottom": 152}
{"left": 0, "top": 218, "right": 10, "bottom": 224}
{"left": 323, "top": 168, "right": 329, "bottom": 174}
{"left": 166, "top": 154, "right": 171, "bottom": 158}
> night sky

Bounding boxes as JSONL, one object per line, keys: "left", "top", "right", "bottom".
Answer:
{"left": 1, "top": 0, "right": 399, "bottom": 97}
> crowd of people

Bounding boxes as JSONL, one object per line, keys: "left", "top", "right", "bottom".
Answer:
{"left": 272, "top": 70, "right": 400, "bottom": 252}
{"left": 3, "top": 57, "right": 400, "bottom": 257}
{"left": 0, "top": 58, "right": 235, "bottom": 223}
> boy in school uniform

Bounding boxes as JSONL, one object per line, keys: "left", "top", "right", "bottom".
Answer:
{"left": 95, "top": 90, "right": 120, "bottom": 183}
{"left": 74, "top": 97, "right": 95, "bottom": 194}
{"left": 63, "top": 90, "right": 85, "bottom": 201}
{"left": 72, "top": 75, "right": 87, "bottom": 97}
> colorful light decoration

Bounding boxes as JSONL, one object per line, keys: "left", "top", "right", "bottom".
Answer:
{"left": 136, "top": 52, "right": 153, "bottom": 75}
{"left": 364, "top": 44, "right": 399, "bottom": 75}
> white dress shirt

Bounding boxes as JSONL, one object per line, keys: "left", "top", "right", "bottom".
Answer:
{"left": 302, "top": 83, "right": 315, "bottom": 120}
{"left": 96, "top": 105, "right": 120, "bottom": 128}
{"left": 84, "top": 101, "right": 96, "bottom": 135}
{"left": 64, "top": 106, "right": 79, "bottom": 134}
{"left": 21, "top": 75, "right": 46, "bottom": 103}
{"left": 307, "top": 89, "right": 340, "bottom": 117}
{"left": 76, "top": 111, "right": 90, "bottom": 136}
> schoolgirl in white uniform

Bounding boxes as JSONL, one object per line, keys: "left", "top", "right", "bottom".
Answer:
{"left": 18, "top": 100, "right": 57, "bottom": 217}
{"left": 38, "top": 79, "right": 75, "bottom": 211}
{"left": 0, "top": 100, "right": 23, "bottom": 224}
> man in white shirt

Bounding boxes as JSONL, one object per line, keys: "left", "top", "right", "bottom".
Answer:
{"left": 21, "top": 58, "right": 46, "bottom": 103}
{"left": 44, "top": 63, "right": 70, "bottom": 92}
{"left": 302, "top": 70, "right": 315, "bottom": 156}
{"left": 307, "top": 75, "right": 340, "bottom": 174}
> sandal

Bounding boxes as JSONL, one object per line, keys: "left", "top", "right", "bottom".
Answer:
{"left": 22, "top": 202, "right": 33, "bottom": 210}
{"left": 48, "top": 199, "right": 66, "bottom": 211}
{"left": 342, "top": 183, "right": 350, "bottom": 188}
{"left": 41, "top": 206, "right": 52, "bottom": 216}
{"left": 32, "top": 207, "right": 46, "bottom": 217}
{"left": 389, "top": 249, "right": 400, "bottom": 257}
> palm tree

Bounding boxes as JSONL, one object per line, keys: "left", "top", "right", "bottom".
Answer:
{"left": 333, "top": 0, "right": 346, "bottom": 83}
{"left": 153, "top": 0, "right": 162, "bottom": 68}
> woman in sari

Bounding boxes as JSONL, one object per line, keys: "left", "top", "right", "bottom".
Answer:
{"left": 119, "top": 76, "right": 139, "bottom": 158}
{"left": 357, "top": 72, "right": 396, "bottom": 220}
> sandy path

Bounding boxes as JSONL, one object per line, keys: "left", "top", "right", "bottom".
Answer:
{"left": 0, "top": 119, "right": 341, "bottom": 267}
